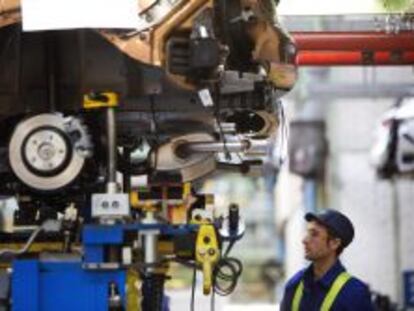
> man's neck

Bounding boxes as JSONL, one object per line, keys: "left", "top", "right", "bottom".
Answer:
{"left": 312, "top": 255, "right": 337, "bottom": 280}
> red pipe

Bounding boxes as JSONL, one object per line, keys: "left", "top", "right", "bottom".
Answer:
{"left": 292, "top": 31, "right": 414, "bottom": 51}
{"left": 296, "top": 50, "right": 414, "bottom": 66}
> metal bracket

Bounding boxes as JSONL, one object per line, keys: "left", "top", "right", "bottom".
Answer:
{"left": 91, "top": 193, "right": 130, "bottom": 218}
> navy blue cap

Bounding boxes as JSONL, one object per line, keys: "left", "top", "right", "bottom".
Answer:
{"left": 305, "top": 210, "right": 355, "bottom": 248}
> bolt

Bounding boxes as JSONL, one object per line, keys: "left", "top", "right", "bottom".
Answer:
{"left": 208, "top": 248, "right": 216, "bottom": 256}
{"left": 102, "top": 201, "right": 109, "bottom": 209}
{"left": 38, "top": 143, "right": 56, "bottom": 161}
{"left": 145, "top": 13, "right": 153, "bottom": 23}
{"left": 203, "top": 236, "right": 211, "bottom": 244}
{"left": 112, "top": 201, "right": 119, "bottom": 209}
{"left": 139, "top": 33, "right": 147, "bottom": 41}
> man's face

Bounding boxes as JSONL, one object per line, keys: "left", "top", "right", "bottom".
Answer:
{"left": 302, "top": 221, "right": 340, "bottom": 261}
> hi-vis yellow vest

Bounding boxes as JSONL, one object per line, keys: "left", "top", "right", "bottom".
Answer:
{"left": 291, "top": 272, "right": 351, "bottom": 311}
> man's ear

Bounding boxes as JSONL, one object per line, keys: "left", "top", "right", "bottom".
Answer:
{"left": 329, "top": 237, "right": 342, "bottom": 252}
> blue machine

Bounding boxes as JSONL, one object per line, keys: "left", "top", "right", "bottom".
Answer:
{"left": 12, "top": 260, "right": 126, "bottom": 311}
{"left": 11, "top": 223, "right": 197, "bottom": 311}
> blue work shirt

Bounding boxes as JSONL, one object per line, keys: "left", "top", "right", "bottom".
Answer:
{"left": 280, "top": 260, "right": 375, "bottom": 311}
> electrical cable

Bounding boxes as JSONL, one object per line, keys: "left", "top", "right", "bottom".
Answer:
{"left": 149, "top": 95, "right": 161, "bottom": 174}
{"left": 216, "top": 114, "right": 231, "bottom": 161}
{"left": 211, "top": 237, "right": 243, "bottom": 297}
{"left": 210, "top": 285, "right": 215, "bottom": 311}
{"left": 191, "top": 265, "right": 197, "bottom": 311}
{"left": 223, "top": 240, "right": 236, "bottom": 258}
{"left": 187, "top": 233, "right": 242, "bottom": 309}
{"left": 213, "top": 84, "right": 232, "bottom": 160}
{"left": 212, "top": 257, "right": 243, "bottom": 296}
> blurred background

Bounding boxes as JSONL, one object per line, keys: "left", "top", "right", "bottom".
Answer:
{"left": 165, "top": 0, "right": 414, "bottom": 310}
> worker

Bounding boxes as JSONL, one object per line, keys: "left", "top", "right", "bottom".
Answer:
{"left": 280, "top": 210, "right": 375, "bottom": 311}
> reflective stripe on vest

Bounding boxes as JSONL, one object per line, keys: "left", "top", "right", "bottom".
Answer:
{"left": 291, "top": 271, "right": 351, "bottom": 311}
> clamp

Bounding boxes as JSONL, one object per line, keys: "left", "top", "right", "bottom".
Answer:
{"left": 83, "top": 92, "right": 119, "bottom": 109}
{"left": 195, "top": 224, "right": 219, "bottom": 295}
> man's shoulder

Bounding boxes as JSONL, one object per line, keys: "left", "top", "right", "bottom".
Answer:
{"left": 338, "top": 274, "right": 374, "bottom": 309}
{"left": 346, "top": 275, "right": 370, "bottom": 290}
{"left": 342, "top": 274, "right": 371, "bottom": 296}
{"left": 285, "top": 269, "right": 306, "bottom": 290}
